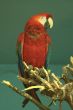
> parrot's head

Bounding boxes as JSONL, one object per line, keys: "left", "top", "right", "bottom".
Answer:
{"left": 25, "top": 13, "right": 53, "bottom": 39}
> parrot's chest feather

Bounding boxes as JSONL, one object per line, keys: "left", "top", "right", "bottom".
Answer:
{"left": 23, "top": 39, "right": 48, "bottom": 68}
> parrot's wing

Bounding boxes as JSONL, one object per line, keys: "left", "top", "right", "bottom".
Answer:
{"left": 16, "top": 37, "right": 24, "bottom": 77}
{"left": 45, "top": 45, "right": 52, "bottom": 69}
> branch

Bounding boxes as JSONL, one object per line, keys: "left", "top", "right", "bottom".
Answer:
{"left": 2, "top": 80, "right": 50, "bottom": 110}
{"left": 63, "top": 82, "right": 73, "bottom": 109}
{"left": 1, "top": 56, "right": 73, "bottom": 110}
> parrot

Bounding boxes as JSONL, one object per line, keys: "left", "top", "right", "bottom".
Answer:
{"left": 16, "top": 13, "right": 53, "bottom": 108}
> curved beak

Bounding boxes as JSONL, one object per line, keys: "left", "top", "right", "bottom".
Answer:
{"left": 48, "top": 17, "right": 53, "bottom": 29}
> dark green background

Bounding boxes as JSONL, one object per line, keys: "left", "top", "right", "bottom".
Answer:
{"left": 0, "top": 1, "right": 72, "bottom": 110}
{"left": 0, "top": 0, "right": 73, "bottom": 64}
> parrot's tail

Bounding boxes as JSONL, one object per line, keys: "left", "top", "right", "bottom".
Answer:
{"left": 22, "top": 89, "right": 41, "bottom": 108}
{"left": 22, "top": 98, "right": 29, "bottom": 107}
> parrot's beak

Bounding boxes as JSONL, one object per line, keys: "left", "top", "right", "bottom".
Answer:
{"left": 48, "top": 17, "right": 53, "bottom": 29}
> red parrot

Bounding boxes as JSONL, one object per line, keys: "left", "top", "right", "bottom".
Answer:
{"left": 16, "top": 13, "right": 53, "bottom": 107}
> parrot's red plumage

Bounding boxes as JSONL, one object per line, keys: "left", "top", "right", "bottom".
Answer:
{"left": 17, "top": 13, "right": 53, "bottom": 107}
{"left": 18, "top": 31, "right": 51, "bottom": 68}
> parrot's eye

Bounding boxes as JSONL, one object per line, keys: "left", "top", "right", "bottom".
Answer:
{"left": 40, "top": 16, "right": 44, "bottom": 19}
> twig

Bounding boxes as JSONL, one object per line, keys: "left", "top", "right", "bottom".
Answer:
{"left": 2, "top": 80, "right": 50, "bottom": 110}
{"left": 18, "top": 76, "right": 38, "bottom": 85}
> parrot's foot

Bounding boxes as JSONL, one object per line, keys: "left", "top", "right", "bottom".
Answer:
{"left": 22, "top": 98, "right": 29, "bottom": 107}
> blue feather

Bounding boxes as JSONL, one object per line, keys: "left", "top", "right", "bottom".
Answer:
{"left": 17, "top": 43, "right": 24, "bottom": 77}
{"left": 45, "top": 45, "right": 52, "bottom": 70}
